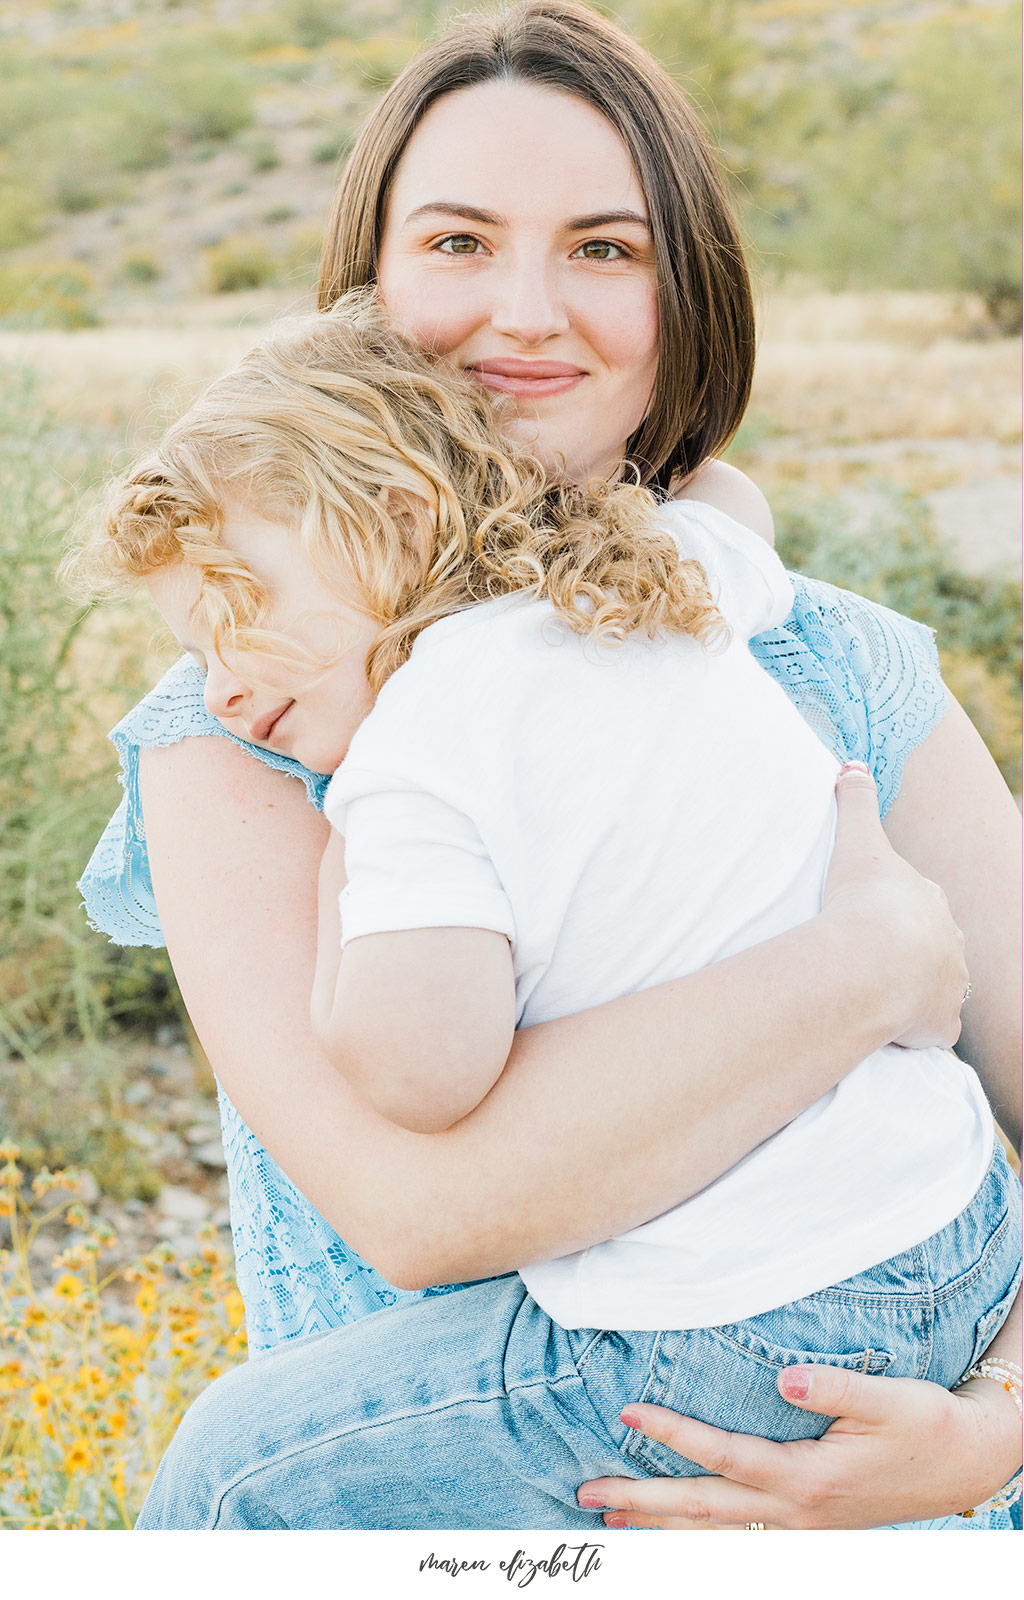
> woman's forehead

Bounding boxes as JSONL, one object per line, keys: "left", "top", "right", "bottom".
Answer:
{"left": 384, "top": 79, "right": 646, "bottom": 228}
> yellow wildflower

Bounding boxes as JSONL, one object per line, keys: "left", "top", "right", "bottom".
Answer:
{"left": 134, "top": 1284, "right": 157, "bottom": 1316}
{"left": 0, "top": 1141, "right": 21, "bottom": 1162}
{"left": 63, "top": 1438, "right": 93, "bottom": 1475}
{"left": 74, "top": 1364, "right": 109, "bottom": 1397}
{"left": 30, "top": 1382, "right": 52, "bottom": 1411}
{"left": 223, "top": 1290, "right": 245, "bottom": 1331}
{"left": 53, "top": 1273, "right": 85, "bottom": 1301}
{"left": 24, "top": 1304, "right": 47, "bottom": 1328}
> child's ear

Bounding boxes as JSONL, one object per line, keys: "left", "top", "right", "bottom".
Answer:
{"left": 376, "top": 483, "right": 438, "bottom": 569}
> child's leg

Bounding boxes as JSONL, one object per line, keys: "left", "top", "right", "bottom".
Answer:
{"left": 136, "top": 1276, "right": 656, "bottom": 1530}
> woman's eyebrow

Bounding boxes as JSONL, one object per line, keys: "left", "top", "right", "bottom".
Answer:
{"left": 403, "top": 201, "right": 505, "bottom": 226}
{"left": 567, "top": 210, "right": 650, "bottom": 231}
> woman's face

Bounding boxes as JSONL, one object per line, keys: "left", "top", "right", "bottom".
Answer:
{"left": 377, "top": 80, "right": 659, "bottom": 483}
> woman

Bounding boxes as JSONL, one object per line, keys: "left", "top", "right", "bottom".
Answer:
{"left": 84, "top": 1, "right": 1020, "bottom": 1528}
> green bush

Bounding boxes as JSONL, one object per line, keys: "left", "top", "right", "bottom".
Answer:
{"left": 774, "top": 485, "right": 1022, "bottom": 791}
{"left": 0, "top": 370, "right": 178, "bottom": 1060}
{"left": 204, "top": 236, "right": 276, "bottom": 293}
{"left": 120, "top": 253, "right": 161, "bottom": 286}
{"left": 0, "top": 182, "right": 45, "bottom": 251}
{"left": 156, "top": 46, "right": 255, "bottom": 144}
{"left": 239, "top": 132, "right": 281, "bottom": 173}
{"left": 311, "top": 129, "right": 352, "bottom": 165}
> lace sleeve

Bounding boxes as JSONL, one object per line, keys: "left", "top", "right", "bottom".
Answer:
{"left": 750, "top": 573, "right": 948, "bottom": 817}
{"left": 78, "top": 656, "right": 331, "bottom": 947}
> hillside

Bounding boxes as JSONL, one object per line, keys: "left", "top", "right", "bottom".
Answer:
{"left": 0, "top": 0, "right": 1019, "bottom": 326}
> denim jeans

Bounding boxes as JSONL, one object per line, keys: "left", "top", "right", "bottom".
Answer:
{"left": 137, "top": 1141, "right": 1021, "bottom": 1531}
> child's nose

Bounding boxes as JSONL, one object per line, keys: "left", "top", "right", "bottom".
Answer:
{"left": 204, "top": 658, "right": 250, "bottom": 721}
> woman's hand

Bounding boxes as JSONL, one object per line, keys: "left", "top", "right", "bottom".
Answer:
{"left": 578, "top": 1299, "right": 1023, "bottom": 1529}
{"left": 824, "top": 762, "right": 969, "bottom": 1051}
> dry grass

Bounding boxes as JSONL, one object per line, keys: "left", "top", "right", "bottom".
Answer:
{"left": 735, "top": 289, "right": 1021, "bottom": 578}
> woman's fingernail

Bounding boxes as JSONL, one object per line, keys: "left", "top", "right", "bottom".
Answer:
{"left": 780, "top": 1365, "right": 810, "bottom": 1399}
{"left": 619, "top": 1408, "right": 642, "bottom": 1429}
{"left": 577, "top": 1495, "right": 604, "bottom": 1509}
{"left": 838, "top": 761, "right": 871, "bottom": 776}
{"left": 605, "top": 1515, "right": 629, "bottom": 1529}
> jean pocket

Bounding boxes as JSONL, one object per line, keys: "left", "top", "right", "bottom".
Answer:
{"left": 966, "top": 1268, "right": 1023, "bottom": 1373}
{"left": 621, "top": 1324, "right": 894, "bottom": 1477}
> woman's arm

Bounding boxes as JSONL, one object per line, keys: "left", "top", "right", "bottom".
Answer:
{"left": 882, "top": 695, "right": 1022, "bottom": 1152}
{"left": 139, "top": 740, "right": 965, "bottom": 1290}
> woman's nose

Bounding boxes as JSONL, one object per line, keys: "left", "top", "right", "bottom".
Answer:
{"left": 489, "top": 256, "right": 570, "bottom": 346}
{"left": 203, "top": 656, "right": 250, "bottom": 721}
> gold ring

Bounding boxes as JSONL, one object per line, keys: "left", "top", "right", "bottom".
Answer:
{"left": 744, "top": 1521, "right": 766, "bottom": 1531}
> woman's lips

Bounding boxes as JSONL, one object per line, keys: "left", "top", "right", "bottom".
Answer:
{"left": 250, "top": 701, "right": 294, "bottom": 746}
{"left": 466, "top": 360, "right": 586, "bottom": 400}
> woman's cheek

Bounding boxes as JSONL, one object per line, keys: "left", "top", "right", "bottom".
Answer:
{"left": 379, "top": 265, "right": 484, "bottom": 358}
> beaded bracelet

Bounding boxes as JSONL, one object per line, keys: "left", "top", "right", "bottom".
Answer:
{"left": 954, "top": 1358, "right": 1023, "bottom": 1519}
{"left": 954, "top": 1356, "right": 1023, "bottom": 1419}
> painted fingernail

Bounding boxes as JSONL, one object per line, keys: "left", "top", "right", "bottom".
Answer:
{"left": 605, "top": 1515, "right": 629, "bottom": 1529}
{"left": 780, "top": 1365, "right": 810, "bottom": 1399}
{"left": 577, "top": 1495, "right": 604, "bottom": 1509}
{"left": 838, "top": 761, "right": 871, "bottom": 776}
{"left": 619, "top": 1408, "right": 642, "bottom": 1428}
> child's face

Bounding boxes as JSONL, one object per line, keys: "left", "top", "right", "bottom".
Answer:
{"left": 146, "top": 504, "right": 378, "bottom": 774}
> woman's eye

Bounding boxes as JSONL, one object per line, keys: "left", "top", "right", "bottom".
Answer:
{"left": 572, "top": 239, "right": 627, "bottom": 261}
{"left": 436, "top": 234, "right": 484, "bottom": 255}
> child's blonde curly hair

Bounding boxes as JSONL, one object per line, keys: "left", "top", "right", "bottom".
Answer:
{"left": 75, "top": 293, "right": 726, "bottom": 694}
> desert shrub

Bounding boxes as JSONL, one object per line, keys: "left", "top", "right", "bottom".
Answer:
{"left": 120, "top": 253, "right": 160, "bottom": 286}
{"left": 311, "top": 128, "right": 352, "bottom": 165}
{"left": 625, "top": 1, "right": 1020, "bottom": 318}
{"left": 0, "top": 265, "right": 99, "bottom": 331}
{"left": 204, "top": 236, "right": 276, "bottom": 293}
{"left": 276, "top": 0, "right": 353, "bottom": 51}
{"left": 156, "top": 46, "right": 255, "bottom": 144}
{"left": 0, "top": 182, "right": 45, "bottom": 251}
{"left": 238, "top": 132, "right": 281, "bottom": 173}
{"left": 0, "top": 370, "right": 177, "bottom": 1058}
{"left": 774, "top": 485, "right": 1021, "bottom": 790}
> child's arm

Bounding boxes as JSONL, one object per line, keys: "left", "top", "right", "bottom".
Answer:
{"left": 313, "top": 915, "right": 516, "bottom": 1135}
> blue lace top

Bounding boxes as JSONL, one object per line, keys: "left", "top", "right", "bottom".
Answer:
{"left": 81, "top": 574, "right": 947, "bottom": 1355}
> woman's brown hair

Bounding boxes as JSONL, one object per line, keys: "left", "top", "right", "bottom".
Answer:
{"left": 318, "top": 0, "right": 755, "bottom": 491}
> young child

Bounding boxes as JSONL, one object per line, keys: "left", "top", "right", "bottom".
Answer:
{"left": 86, "top": 299, "right": 1018, "bottom": 1450}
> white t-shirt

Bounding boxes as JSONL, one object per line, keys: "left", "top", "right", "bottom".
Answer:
{"left": 324, "top": 500, "right": 993, "bottom": 1330}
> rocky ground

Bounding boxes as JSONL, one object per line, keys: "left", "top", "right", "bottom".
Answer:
{"left": 3, "top": 1027, "right": 235, "bottom": 1290}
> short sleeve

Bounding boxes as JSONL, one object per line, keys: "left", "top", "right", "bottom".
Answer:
{"left": 325, "top": 774, "right": 515, "bottom": 947}
{"left": 78, "top": 655, "right": 331, "bottom": 947}
{"left": 750, "top": 573, "right": 948, "bottom": 817}
{"left": 660, "top": 498, "right": 795, "bottom": 638}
